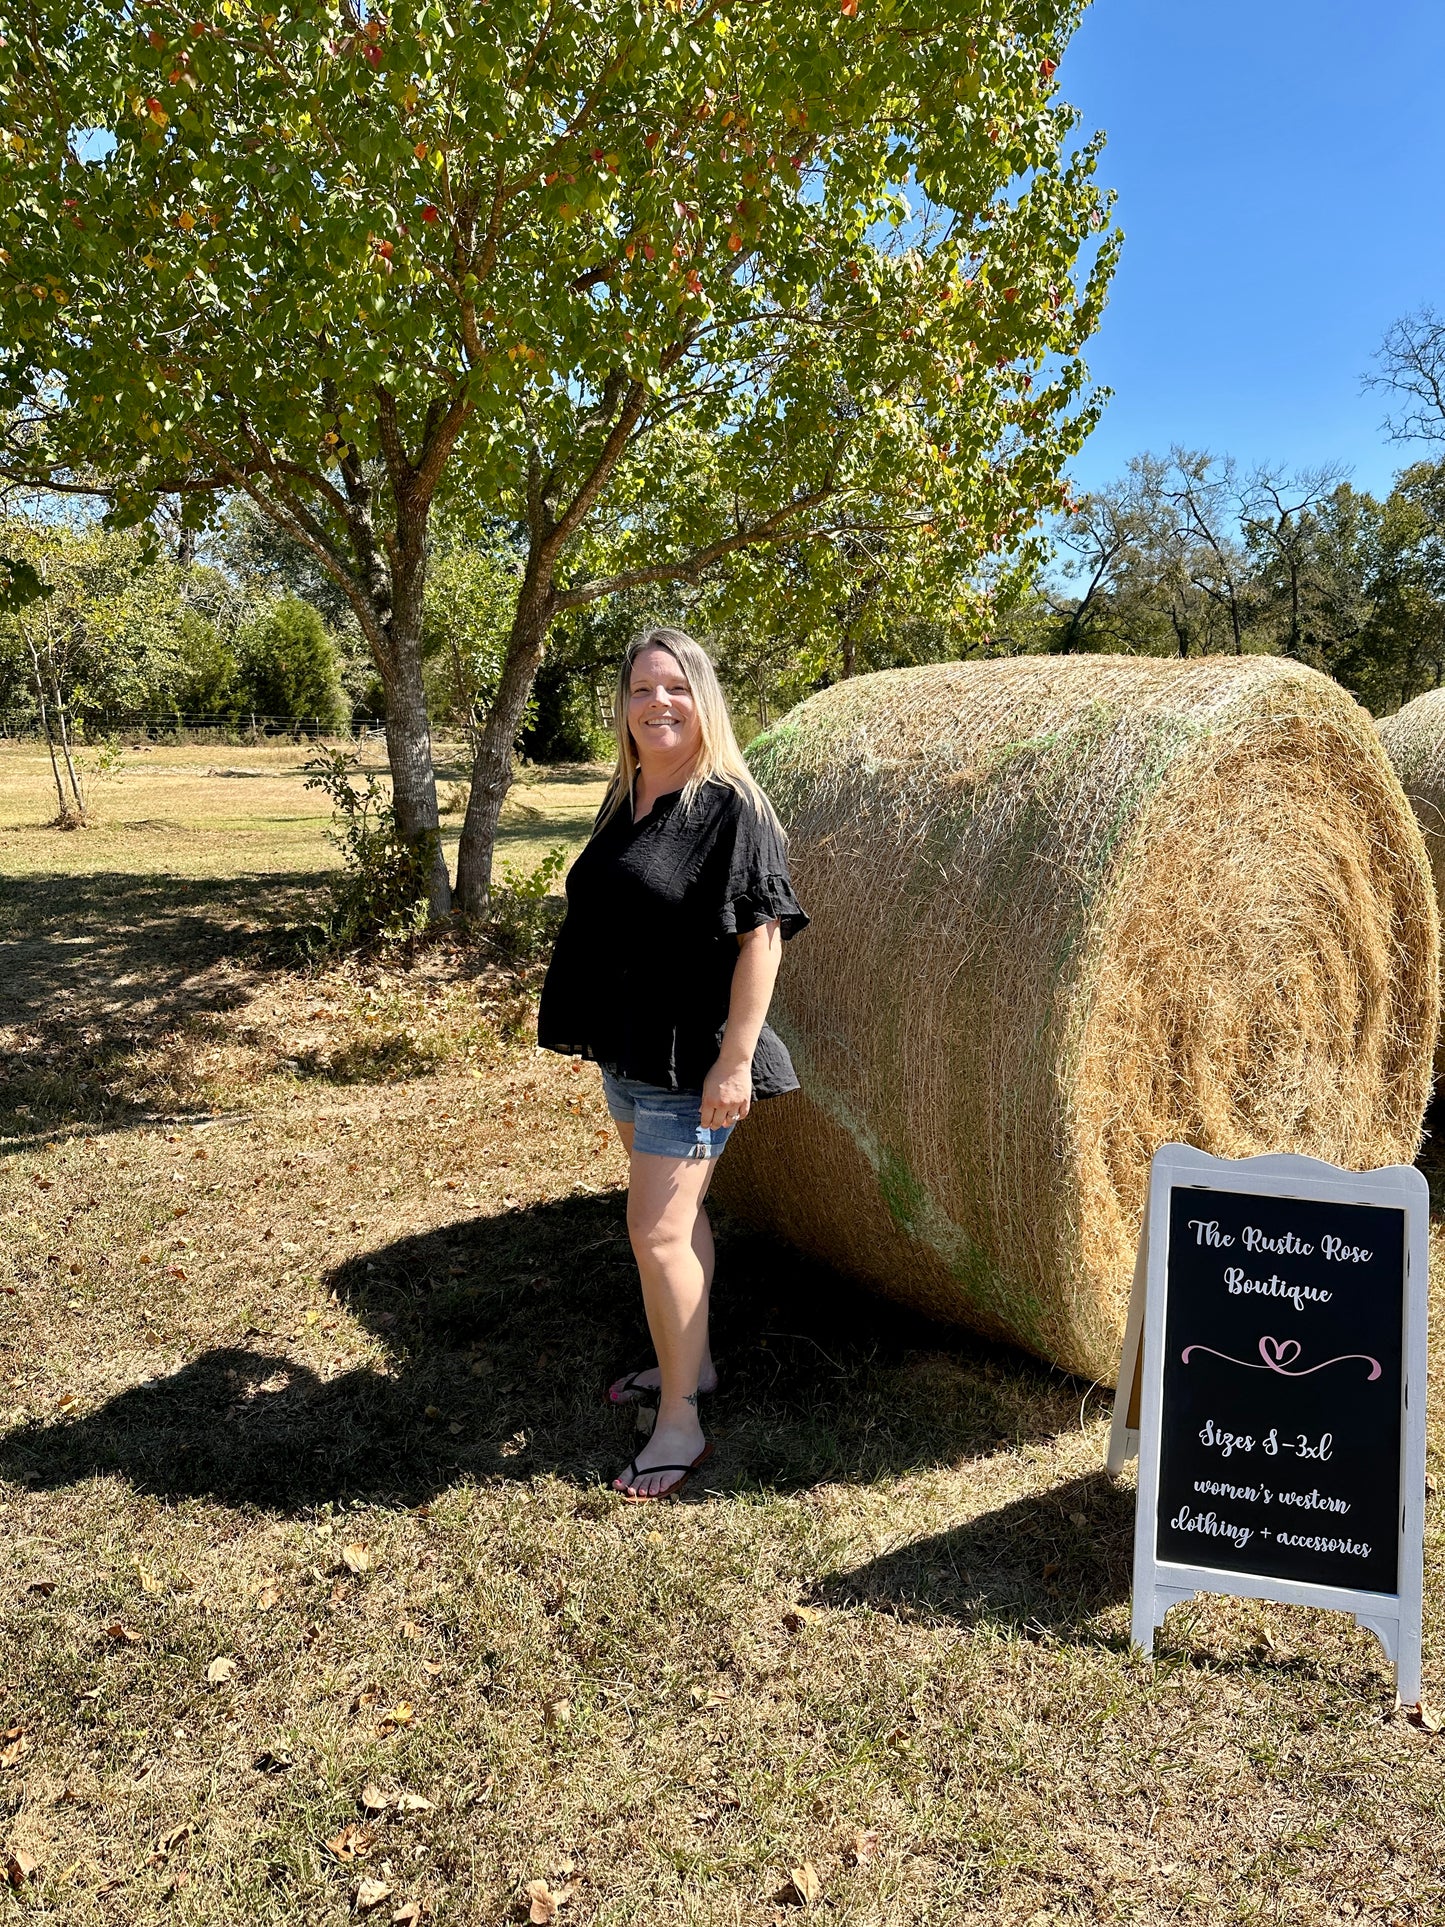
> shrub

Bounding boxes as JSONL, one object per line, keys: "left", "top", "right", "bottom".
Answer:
{"left": 302, "top": 749, "right": 435, "bottom": 952}
{"left": 485, "top": 845, "right": 567, "bottom": 969}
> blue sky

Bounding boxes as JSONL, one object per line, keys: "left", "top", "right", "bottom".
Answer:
{"left": 1058, "top": 0, "right": 1445, "bottom": 499}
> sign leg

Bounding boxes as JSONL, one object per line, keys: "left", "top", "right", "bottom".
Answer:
{"left": 1106, "top": 1219, "right": 1150, "bottom": 1475}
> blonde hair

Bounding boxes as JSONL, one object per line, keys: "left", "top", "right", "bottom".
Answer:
{"left": 596, "top": 627, "right": 779, "bottom": 832}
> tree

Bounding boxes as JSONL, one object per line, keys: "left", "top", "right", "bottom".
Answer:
{"left": 420, "top": 538, "right": 519, "bottom": 748}
{"left": 1367, "top": 307, "right": 1445, "bottom": 447}
{"left": 1047, "top": 453, "right": 1237, "bottom": 658}
{"left": 236, "top": 593, "right": 348, "bottom": 727}
{"left": 1241, "top": 463, "right": 1350, "bottom": 659}
{"left": 1, "top": 0, "right": 1115, "bottom": 917}
{"left": 0, "top": 511, "right": 207, "bottom": 730}
{"left": 1160, "top": 450, "right": 1252, "bottom": 653}
{"left": 1047, "top": 477, "right": 1152, "bottom": 652}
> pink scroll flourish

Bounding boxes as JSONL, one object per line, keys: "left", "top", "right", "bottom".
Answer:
{"left": 1180, "top": 1334, "right": 1381, "bottom": 1381}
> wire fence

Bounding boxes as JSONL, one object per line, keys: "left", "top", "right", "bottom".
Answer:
{"left": 0, "top": 712, "right": 386, "bottom": 747}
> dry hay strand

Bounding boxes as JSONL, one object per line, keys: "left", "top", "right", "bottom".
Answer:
{"left": 1377, "top": 688, "right": 1445, "bottom": 1083}
{"left": 715, "top": 655, "right": 1437, "bottom": 1382}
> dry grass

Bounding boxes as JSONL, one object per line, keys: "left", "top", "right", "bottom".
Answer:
{"left": 1, "top": 742, "right": 1444, "bottom": 1925}
{"left": 723, "top": 658, "right": 1437, "bottom": 1382}
{"left": 1379, "top": 690, "right": 1445, "bottom": 1084}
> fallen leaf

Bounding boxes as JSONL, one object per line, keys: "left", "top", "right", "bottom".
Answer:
{"left": 1041, "top": 1561, "right": 1062, "bottom": 1580}
{"left": 256, "top": 1582, "right": 283, "bottom": 1610}
{"left": 26, "top": 1580, "right": 57, "bottom": 1597}
{"left": 154, "top": 1823, "right": 191, "bottom": 1856}
{"left": 846, "top": 1828, "right": 881, "bottom": 1867}
{"left": 782, "top": 1606, "right": 822, "bottom": 1633}
{"left": 395, "top": 1792, "right": 433, "bottom": 1813}
{"left": 253, "top": 1750, "right": 295, "bottom": 1774}
{"left": 136, "top": 1566, "right": 165, "bottom": 1597}
{"left": 103, "top": 1623, "right": 141, "bottom": 1645}
{"left": 4, "top": 1849, "right": 39, "bottom": 1888}
{"left": 342, "top": 1543, "right": 374, "bottom": 1575}
{"left": 354, "top": 1875, "right": 394, "bottom": 1912}
{"left": 326, "top": 1823, "right": 377, "bottom": 1863}
{"left": 784, "top": 1863, "right": 822, "bottom": 1907}
{"left": 0, "top": 1731, "right": 28, "bottom": 1769}
{"left": 400, "top": 1620, "right": 423, "bottom": 1641}
{"left": 360, "top": 1783, "right": 390, "bottom": 1814}
{"left": 543, "top": 1698, "right": 571, "bottom": 1728}
{"left": 1408, "top": 1701, "right": 1444, "bottom": 1734}
{"left": 378, "top": 1702, "right": 415, "bottom": 1731}
{"left": 205, "top": 1656, "right": 237, "bottom": 1685}
{"left": 391, "top": 1905, "right": 423, "bottom": 1925}
{"left": 524, "top": 1877, "right": 579, "bottom": 1923}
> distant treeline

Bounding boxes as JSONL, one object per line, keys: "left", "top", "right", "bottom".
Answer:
{"left": 1016, "top": 449, "right": 1445, "bottom": 715}
{"left": 4, "top": 447, "right": 1443, "bottom": 771}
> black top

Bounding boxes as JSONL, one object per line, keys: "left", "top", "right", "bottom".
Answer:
{"left": 536, "top": 776, "right": 809, "bottom": 1096}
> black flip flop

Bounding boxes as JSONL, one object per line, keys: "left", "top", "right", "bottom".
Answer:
{"left": 612, "top": 1441, "right": 715, "bottom": 1502}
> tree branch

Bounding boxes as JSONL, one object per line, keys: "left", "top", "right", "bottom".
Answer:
{"left": 554, "top": 487, "right": 836, "bottom": 609}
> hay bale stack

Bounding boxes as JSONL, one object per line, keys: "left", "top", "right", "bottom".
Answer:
{"left": 714, "top": 656, "right": 1437, "bottom": 1382}
{"left": 1378, "top": 688, "right": 1445, "bottom": 1085}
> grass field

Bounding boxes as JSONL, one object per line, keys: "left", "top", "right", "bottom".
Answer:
{"left": 0, "top": 741, "right": 1442, "bottom": 1925}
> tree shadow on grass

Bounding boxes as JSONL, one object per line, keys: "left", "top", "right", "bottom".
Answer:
{"left": 813, "top": 1468, "right": 1135, "bottom": 1639}
{"left": 0, "top": 1192, "right": 1091, "bottom": 1512}
{"left": 0, "top": 867, "right": 330, "bottom": 1148}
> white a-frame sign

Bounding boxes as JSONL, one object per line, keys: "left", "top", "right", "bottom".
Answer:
{"left": 1107, "top": 1145, "right": 1429, "bottom": 1704}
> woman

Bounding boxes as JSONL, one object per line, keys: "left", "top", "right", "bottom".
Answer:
{"left": 537, "top": 627, "right": 808, "bottom": 1500}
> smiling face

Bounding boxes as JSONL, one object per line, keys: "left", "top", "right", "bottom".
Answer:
{"left": 627, "top": 644, "right": 702, "bottom": 771}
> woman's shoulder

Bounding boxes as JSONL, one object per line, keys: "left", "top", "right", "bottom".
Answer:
{"left": 698, "top": 773, "right": 782, "bottom": 831}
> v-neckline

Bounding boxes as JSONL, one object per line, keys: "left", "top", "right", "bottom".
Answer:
{"left": 631, "top": 785, "right": 682, "bottom": 829}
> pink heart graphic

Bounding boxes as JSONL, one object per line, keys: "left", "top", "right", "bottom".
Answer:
{"left": 1259, "top": 1335, "right": 1301, "bottom": 1369}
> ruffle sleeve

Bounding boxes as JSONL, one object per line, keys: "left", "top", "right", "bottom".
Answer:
{"left": 716, "top": 797, "right": 810, "bottom": 940}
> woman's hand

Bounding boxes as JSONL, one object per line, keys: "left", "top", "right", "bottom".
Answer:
{"left": 701, "top": 1055, "right": 753, "bottom": 1130}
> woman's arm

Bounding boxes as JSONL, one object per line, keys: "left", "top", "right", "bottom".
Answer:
{"left": 701, "top": 919, "right": 784, "bottom": 1127}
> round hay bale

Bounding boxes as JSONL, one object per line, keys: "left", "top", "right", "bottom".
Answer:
{"left": 1378, "top": 688, "right": 1445, "bottom": 1085}
{"left": 715, "top": 655, "right": 1437, "bottom": 1382}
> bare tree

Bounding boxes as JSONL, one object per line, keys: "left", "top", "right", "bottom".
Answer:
{"left": 1049, "top": 488, "right": 1147, "bottom": 651}
{"left": 1159, "top": 450, "right": 1254, "bottom": 653}
{"left": 1242, "top": 464, "right": 1350, "bottom": 656}
{"left": 1366, "top": 307, "right": 1445, "bottom": 446}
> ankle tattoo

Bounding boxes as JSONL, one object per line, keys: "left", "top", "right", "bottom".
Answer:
{"left": 683, "top": 1390, "right": 699, "bottom": 1408}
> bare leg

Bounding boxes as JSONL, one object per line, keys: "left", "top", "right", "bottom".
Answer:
{"left": 613, "top": 1143, "right": 716, "bottom": 1496}
{"left": 608, "top": 1123, "right": 717, "bottom": 1401}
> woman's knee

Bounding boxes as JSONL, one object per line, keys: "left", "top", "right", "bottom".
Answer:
{"left": 626, "top": 1205, "right": 695, "bottom": 1265}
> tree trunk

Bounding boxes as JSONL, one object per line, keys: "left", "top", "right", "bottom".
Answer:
{"left": 381, "top": 620, "right": 451, "bottom": 919}
{"left": 454, "top": 570, "right": 557, "bottom": 918}
{"left": 1289, "top": 557, "right": 1301, "bottom": 654}
{"left": 48, "top": 663, "right": 86, "bottom": 819}
{"left": 33, "top": 673, "right": 67, "bottom": 819}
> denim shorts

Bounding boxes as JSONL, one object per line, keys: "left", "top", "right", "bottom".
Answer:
{"left": 600, "top": 1069, "right": 736, "bottom": 1161}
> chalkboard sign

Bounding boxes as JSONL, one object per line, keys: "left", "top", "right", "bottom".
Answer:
{"left": 1107, "top": 1146, "right": 1428, "bottom": 1704}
